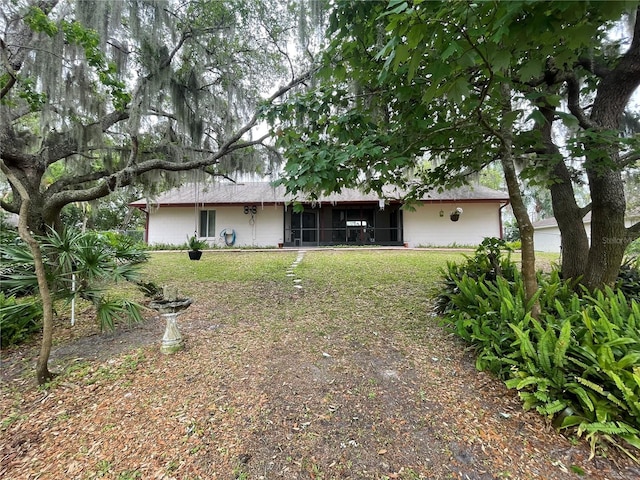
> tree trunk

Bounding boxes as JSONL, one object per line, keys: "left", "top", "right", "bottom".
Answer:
{"left": 583, "top": 170, "right": 629, "bottom": 290}
{"left": 499, "top": 85, "right": 540, "bottom": 316}
{"left": 0, "top": 163, "right": 55, "bottom": 384}
{"left": 548, "top": 161, "right": 590, "bottom": 280}
{"left": 538, "top": 103, "right": 590, "bottom": 280}
{"left": 502, "top": 156, "right": 540, "bottom": 317}
{"left": 582, "top": 6, "right": 640, "bottom": 289}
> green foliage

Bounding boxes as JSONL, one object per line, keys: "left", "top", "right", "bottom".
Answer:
{"left": 24, "top": 6, "right": 59, "bottom": 37}
{"left": 270, "top": 0, "right": 631, "bottom": 199}
{"left": 0, "top": 292, "right": 42, "bottom": 347}
{"left": 1, "top": 236, "right": 38, "bottom": 297}
{"left": 187, "top": 235, "right": 209, "bottom": 251}
{"left": 506, "top": 240, "right": 522, "bottom": 250}
{"left": 627, "top": 239, "right": 640, "bottom": 256}
{"left": 59, "top": 20, "right": 131, "bottom": 110}
{"left": 434, "top": 237, "right": 518, "bottom": 314}
{"left": 60, "top": 191, "right": 147, "bottom": 233}
{"left": 617, "top": 256, "right": 640, "bottom": 302}
{"left": 441, "top": 259, "right": 640, "bottom": 458}
{"left": 23, "top": 6, "right": 130, "bottom": 110}
{"left": 15, "top": 77, "right": 48, "bottom": 111}
{"left": 0, "top": 229, "right": 148, "bottom": 338}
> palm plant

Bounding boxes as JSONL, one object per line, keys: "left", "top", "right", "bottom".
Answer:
{"left": 1, "top": 228, "right": 149, "bottom": 336}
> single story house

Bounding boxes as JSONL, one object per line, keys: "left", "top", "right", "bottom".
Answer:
{"left": 129, "top": 182, "right": 510, "bottom": 248}
{"left": 533, "top": 210, "right": 640, "bottom": 253}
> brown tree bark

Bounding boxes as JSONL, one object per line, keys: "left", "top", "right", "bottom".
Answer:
{"left": 582, "top": 6, "right": 640, "bottom": 290}
{"left": 583, "top": 170, "right": 629, "bottom": 290}
{"left": 498, "top": 84, "right": 540, "bottom": 316}
{"left": 501, "top": 156, "right": 540, "bottom": 317}
{"left": 538, "top": 103, "right": 591, "bottom": 280}
{"left": 549, "top": 161, "right": 590, "bottom": 280}
{"left": 0, "top": 162, "right": 55, "bottom": 384}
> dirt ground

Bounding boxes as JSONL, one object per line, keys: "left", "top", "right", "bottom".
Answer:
{"left": 1, "top": 252, "right": 638, "bottom": 480}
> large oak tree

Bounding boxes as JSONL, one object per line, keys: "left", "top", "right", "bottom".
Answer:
{"left": 0, "top": 0, "right": 311, "bottom": 384}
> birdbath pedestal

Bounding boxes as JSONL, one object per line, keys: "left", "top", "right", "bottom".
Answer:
{"left": 150, "top": 286, "right": 192, "bottom": 354}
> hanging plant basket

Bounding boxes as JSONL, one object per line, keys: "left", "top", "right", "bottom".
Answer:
{"left": 188, "top": 250, "right": 203, "bottom": 260}
{"left": 450, "top": 207, "right": 463, "bottom": 222}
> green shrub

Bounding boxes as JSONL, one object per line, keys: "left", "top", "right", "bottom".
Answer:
{"left": 434, "top": 237, "right": 517, "bottom": 314}
{"left": 0, "top": 228, "right": 148, "bottom": 340}
{"left": 627, "top": 238, "right": 640, "bottom": 256}
{"left": 0, "top": 292, "right": 42, "bottom": 347}
{"left": 617, "top": 256, "right": 640, "bottom": 302}
{"left": 505, "top": 287, "right": 640, "bottom": 456}
{"left": 506, "top": 239, "right": 522, "bottom": 250}
{"left": 440, "top": 264, "right": 640, "bottom": 458}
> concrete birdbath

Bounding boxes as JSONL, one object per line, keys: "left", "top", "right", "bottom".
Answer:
{"left": 149, "top": 286, "right": 192, "bottom": 354}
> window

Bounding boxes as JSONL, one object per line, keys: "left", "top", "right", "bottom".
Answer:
{"left": 199, "top": 210, "right": 216, "bottom": 237}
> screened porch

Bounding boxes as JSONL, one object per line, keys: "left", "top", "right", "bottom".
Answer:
{"left": 283, "top": 203, "right": 404, "bottom": 247}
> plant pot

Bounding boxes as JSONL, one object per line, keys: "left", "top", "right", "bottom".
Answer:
{"left": 278, "top": 243, "right": 284, "bottom": 249}
{"left": 450, "top": 213, "right": 460, "bottom": 222}
{"left": 188, "top": 250, "right": 203, "bottom": 260}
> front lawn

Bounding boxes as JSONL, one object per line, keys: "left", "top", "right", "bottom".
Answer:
{"left": 1, "top": 249, "right": 634, "bottom": 480}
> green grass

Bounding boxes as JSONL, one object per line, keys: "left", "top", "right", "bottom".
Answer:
{"left": 137, "top": 250, "right": 467, "bottom": 342}
{"left": 140, "top": 250, "right": 466, "bottom": 302}
{"left": 142, "top": 251, "right": 296, "bottom": 286}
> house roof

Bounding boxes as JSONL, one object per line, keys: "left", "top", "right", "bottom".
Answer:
{"left": 533, "top": 209, "right": 640, "bottom": 229}
{"left": 129, "top": 181, "right": 510, "bottom": 208}
{"left": 532, "top": 216, "right": 567, "bottom": 229}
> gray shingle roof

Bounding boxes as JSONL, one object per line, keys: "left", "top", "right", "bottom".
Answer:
{"left": 129, "top": 181, "right": 509, "bottom": 207}
{"left": 533, "top": 209, "right": 640, "bottom": 229}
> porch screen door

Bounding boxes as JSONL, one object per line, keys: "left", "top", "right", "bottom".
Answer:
{"left": 291, "top": 211, "right": 317, "bottom": 244}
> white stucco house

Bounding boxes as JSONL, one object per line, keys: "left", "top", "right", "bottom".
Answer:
{"left": 533, "top": 210, "right": 640, "bottom": 252}
{"left": 129, "top": 182, "right": 510, "bottom": 248}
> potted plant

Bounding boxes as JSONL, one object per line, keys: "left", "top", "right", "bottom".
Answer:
{"left": 187, "top": 235, "right": 208, "bottom": 260}
{"left": 450, "top": 207, "right": 463, "bottom": 222}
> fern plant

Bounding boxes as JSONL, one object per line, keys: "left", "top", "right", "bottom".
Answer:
{"left": 440, "top": 256, "right": 640, "bottom": 460}
{"left": 434, "top": 237, "right": 518, "bottom": 314}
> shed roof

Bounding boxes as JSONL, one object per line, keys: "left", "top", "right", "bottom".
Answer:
{"left": 129, "top": 181, "right": 509, "bottom": 208}
{"left": 532, "top": 209, "right": 640, "bottom": 229}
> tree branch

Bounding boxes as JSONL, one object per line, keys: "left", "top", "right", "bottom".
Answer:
{"left": 0, "top": 45, "right": 17, "bottom": 99}
{"left": 579, "top": 203, "right": 592, "bottom": 218}
{"left": 627, "top": 220, "right": 640, "bottom": 241}
{"left": 202, "top": 169, "right": 237, "bottom": 183}
{"left": 576, "top": 56, "right": 611, "bottom": 78}
{"left": 619, "top": 151, "right": 640, "bottom": 168}
{"left": 41, "top": 110, "right": 130, "bottom": 166}
{"left": 566, "top": 73, "right": 596, "bottom": 130}
{"left": 44, "top": 71, "right": 310, "bottom": 210}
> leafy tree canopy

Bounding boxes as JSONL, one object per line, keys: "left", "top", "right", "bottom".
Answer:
{"left": 1, "top": 0, "right": 312, "bottom": 232}
{"left": 271, "top": 0, "right": 638, "bottom": 198}
{"left": 269, "top": 0, "right": 640, "bottom": 290}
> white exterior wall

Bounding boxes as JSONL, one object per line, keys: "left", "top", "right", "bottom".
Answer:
{"left": 403, "top": 202, "right": 503, "bottom": 247}
{"left": 534, "top": 222, "right": 592, "bottom": 253}
{"left": 147, "top": 207, "right": 196, "bottom": 246}
{"left": 146, "top": 205, "right": 283, "bottom": 247}
{"left": 533, "top": 226, "right": 562, "bottom": 253}
{"left": 215, "top": 205, "right": 283, "bottom": 247}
